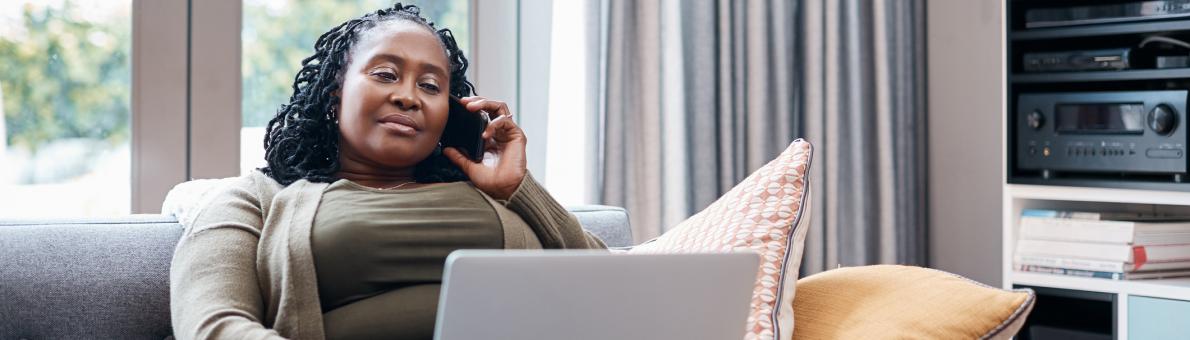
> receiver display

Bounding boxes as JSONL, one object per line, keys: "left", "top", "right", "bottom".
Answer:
{"left": 1055, "top": 103, "right": 1145, "bottom": 134}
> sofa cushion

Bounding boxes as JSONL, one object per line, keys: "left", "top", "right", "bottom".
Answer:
{"left": 793, "top": 265, "right": 1036, "bottom": 340}
{"left": 629, "top": 139, "right": 813, "bottom": 340}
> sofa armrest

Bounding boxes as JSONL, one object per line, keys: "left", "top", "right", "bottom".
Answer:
{"left": 566, "top": 205, "right": 633, "bottom": 248}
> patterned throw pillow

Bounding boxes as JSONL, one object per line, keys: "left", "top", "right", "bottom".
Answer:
{"left": 629, "top": 139, "right": 813, "bottom": 340}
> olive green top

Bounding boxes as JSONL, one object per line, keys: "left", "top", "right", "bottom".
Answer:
{"left": 312, "top": 180, "right": 540, "bottom": 339}
{"left": 169, "top": 171, "right": 606, "bottom": 340}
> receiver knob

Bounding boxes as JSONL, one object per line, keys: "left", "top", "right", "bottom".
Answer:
{"left": 1027, "top": 110, "right": 1045, "bottom": 130}
{"left": 1149, "top": 104, "right": 1178, "bottom": 135}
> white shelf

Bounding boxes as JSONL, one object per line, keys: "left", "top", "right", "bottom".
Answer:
{"left": 1006, "top": 184, "right": 1190, "bottom": 206}
{"left": 1002, "top": 3, "right": 1190, "bottom": 338}
{"left": 1011, "top": 271, "right": 1190, "bottom": 301}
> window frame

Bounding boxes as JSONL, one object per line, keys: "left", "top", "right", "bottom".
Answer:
{"left": 131, "top": 0, "right": 189, "bottom": 213}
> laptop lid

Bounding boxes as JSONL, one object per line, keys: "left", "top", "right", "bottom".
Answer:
{"left": 433, "top": 250, "right": 759, "bottom": 340}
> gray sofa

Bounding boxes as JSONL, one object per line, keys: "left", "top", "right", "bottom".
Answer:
{"left": 0, "top": 206, "right": 633, "bottom": 339}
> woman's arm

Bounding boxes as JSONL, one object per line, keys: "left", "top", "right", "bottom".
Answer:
{"left": 170, "top": 176, "right": 287, "bottom": 339}
{"left": 502, "top": 172, "right": 607, "bottom": 249}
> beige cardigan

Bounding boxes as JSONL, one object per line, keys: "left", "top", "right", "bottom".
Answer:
{"left": 169, "top": 171, "right": 606, "bottom": 339}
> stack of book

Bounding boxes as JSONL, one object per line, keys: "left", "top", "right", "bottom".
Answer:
{"left": 1014, "top": 209, "right": 1190, "bottom": 280}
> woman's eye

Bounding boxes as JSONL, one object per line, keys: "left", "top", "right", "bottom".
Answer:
{"left": 420, "top": 83, "right": 440, "bottom": 93}
{"left": 371, "top": 70, "right": 397, "bottom": 82}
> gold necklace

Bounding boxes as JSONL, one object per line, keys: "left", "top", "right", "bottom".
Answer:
{"left": 381, "top": 181, "right": 416, "bottom": 190}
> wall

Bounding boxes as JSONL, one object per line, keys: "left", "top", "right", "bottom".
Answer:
{"left": 926, "top": 0, "right": 1004, "bottom": 285}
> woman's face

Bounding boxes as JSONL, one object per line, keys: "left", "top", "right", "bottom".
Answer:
{"left": 337, "top": 20, "right": 451, "bottom": 170}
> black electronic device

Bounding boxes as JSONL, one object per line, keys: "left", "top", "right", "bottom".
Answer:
{"left": 1022, "top": 48, "right": 1132, "bottom": 72}
{"left": 442, "top": 96, "right": 489, "bottom": 162}
{"left": 1015, "top": 91, "right": 1188, "bottom": 180}
{"left": 1026, "top": 0, "right": 1190, "bottom": 28}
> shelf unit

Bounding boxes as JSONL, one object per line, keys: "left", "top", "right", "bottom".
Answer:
{"left": 1005, "top": 1, "right": 1190, "bottom": 339}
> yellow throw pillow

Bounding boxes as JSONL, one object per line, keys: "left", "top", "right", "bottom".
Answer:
{"left": 793, "top": 265, "right": 1035, "bottom": 340}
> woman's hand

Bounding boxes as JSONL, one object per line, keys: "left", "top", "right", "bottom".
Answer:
{"left": 443, "top": 96, "right": 526, "bottom": 200}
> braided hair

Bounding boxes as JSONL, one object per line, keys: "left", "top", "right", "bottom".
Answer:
{"left": 261, "top": 3, "right": 475, "bottom": 186}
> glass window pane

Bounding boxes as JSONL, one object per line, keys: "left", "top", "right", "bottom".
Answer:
{"left": 241, "top": 0, "right": 471, "bottom": 174}
{"left": 0, "top": 1, "right": 132, "bottom": 218}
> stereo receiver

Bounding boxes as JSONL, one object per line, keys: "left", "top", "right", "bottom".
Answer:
{"left": 1016, "top": 90, "right": 1188, "bottom": 181}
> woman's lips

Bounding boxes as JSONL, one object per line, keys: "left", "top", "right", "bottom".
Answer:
{"left": 377, "top": 113, "right": 421, "bottom": 136}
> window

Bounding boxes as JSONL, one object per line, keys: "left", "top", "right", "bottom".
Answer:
{"left": 240, "top": 0, "right": 471, "bottom": 174}
{"left": 544, "top": 0, "right": 591, "bottom": 205}
{"left": 0, "top": 1, "right": 132, "bottom": 217}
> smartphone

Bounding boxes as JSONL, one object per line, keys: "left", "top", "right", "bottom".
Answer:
{"left": 442, "top": 96, "right": 489, "bottom": 162}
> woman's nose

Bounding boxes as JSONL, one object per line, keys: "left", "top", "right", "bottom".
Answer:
{"left": 390, "top": 85, "right": 419, "bottom": 111}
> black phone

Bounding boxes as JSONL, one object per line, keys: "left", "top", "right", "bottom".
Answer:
{"left": 442, "top": 96, "right": 489, "bottom": 162}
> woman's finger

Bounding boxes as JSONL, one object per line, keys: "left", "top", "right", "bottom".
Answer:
{"left": 484, "top": 137, "right": 500, "bottom": 152}
{"left": 466, "top": 99, "right": 512, "bottom": 119}
{"left": 459, "top": 96, "right": 484, "bottom": 104}
{"left": 481, "top": 114, "right": 505, "bottom": 139}
{"left": 482, "top": 115, "right": 521, "bottom": 142}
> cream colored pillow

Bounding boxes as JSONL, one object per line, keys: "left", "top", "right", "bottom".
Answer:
{"left": 630, "top": 139, "right": 813, "bottom": 340}
{"left": 793, "top": 265, "right": 1036, "bottom": 340}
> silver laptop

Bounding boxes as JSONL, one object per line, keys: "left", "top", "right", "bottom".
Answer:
{"left": 433, "top": 250, "right": 759, "bottom": 340}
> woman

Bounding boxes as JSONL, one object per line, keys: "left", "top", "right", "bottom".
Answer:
{"left": 169, "top": 4, "right": 606, "bottom": 339}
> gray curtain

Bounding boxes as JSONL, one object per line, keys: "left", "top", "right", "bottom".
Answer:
{"left": 591, "top": 0, "right": 927, "bottom": 275}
